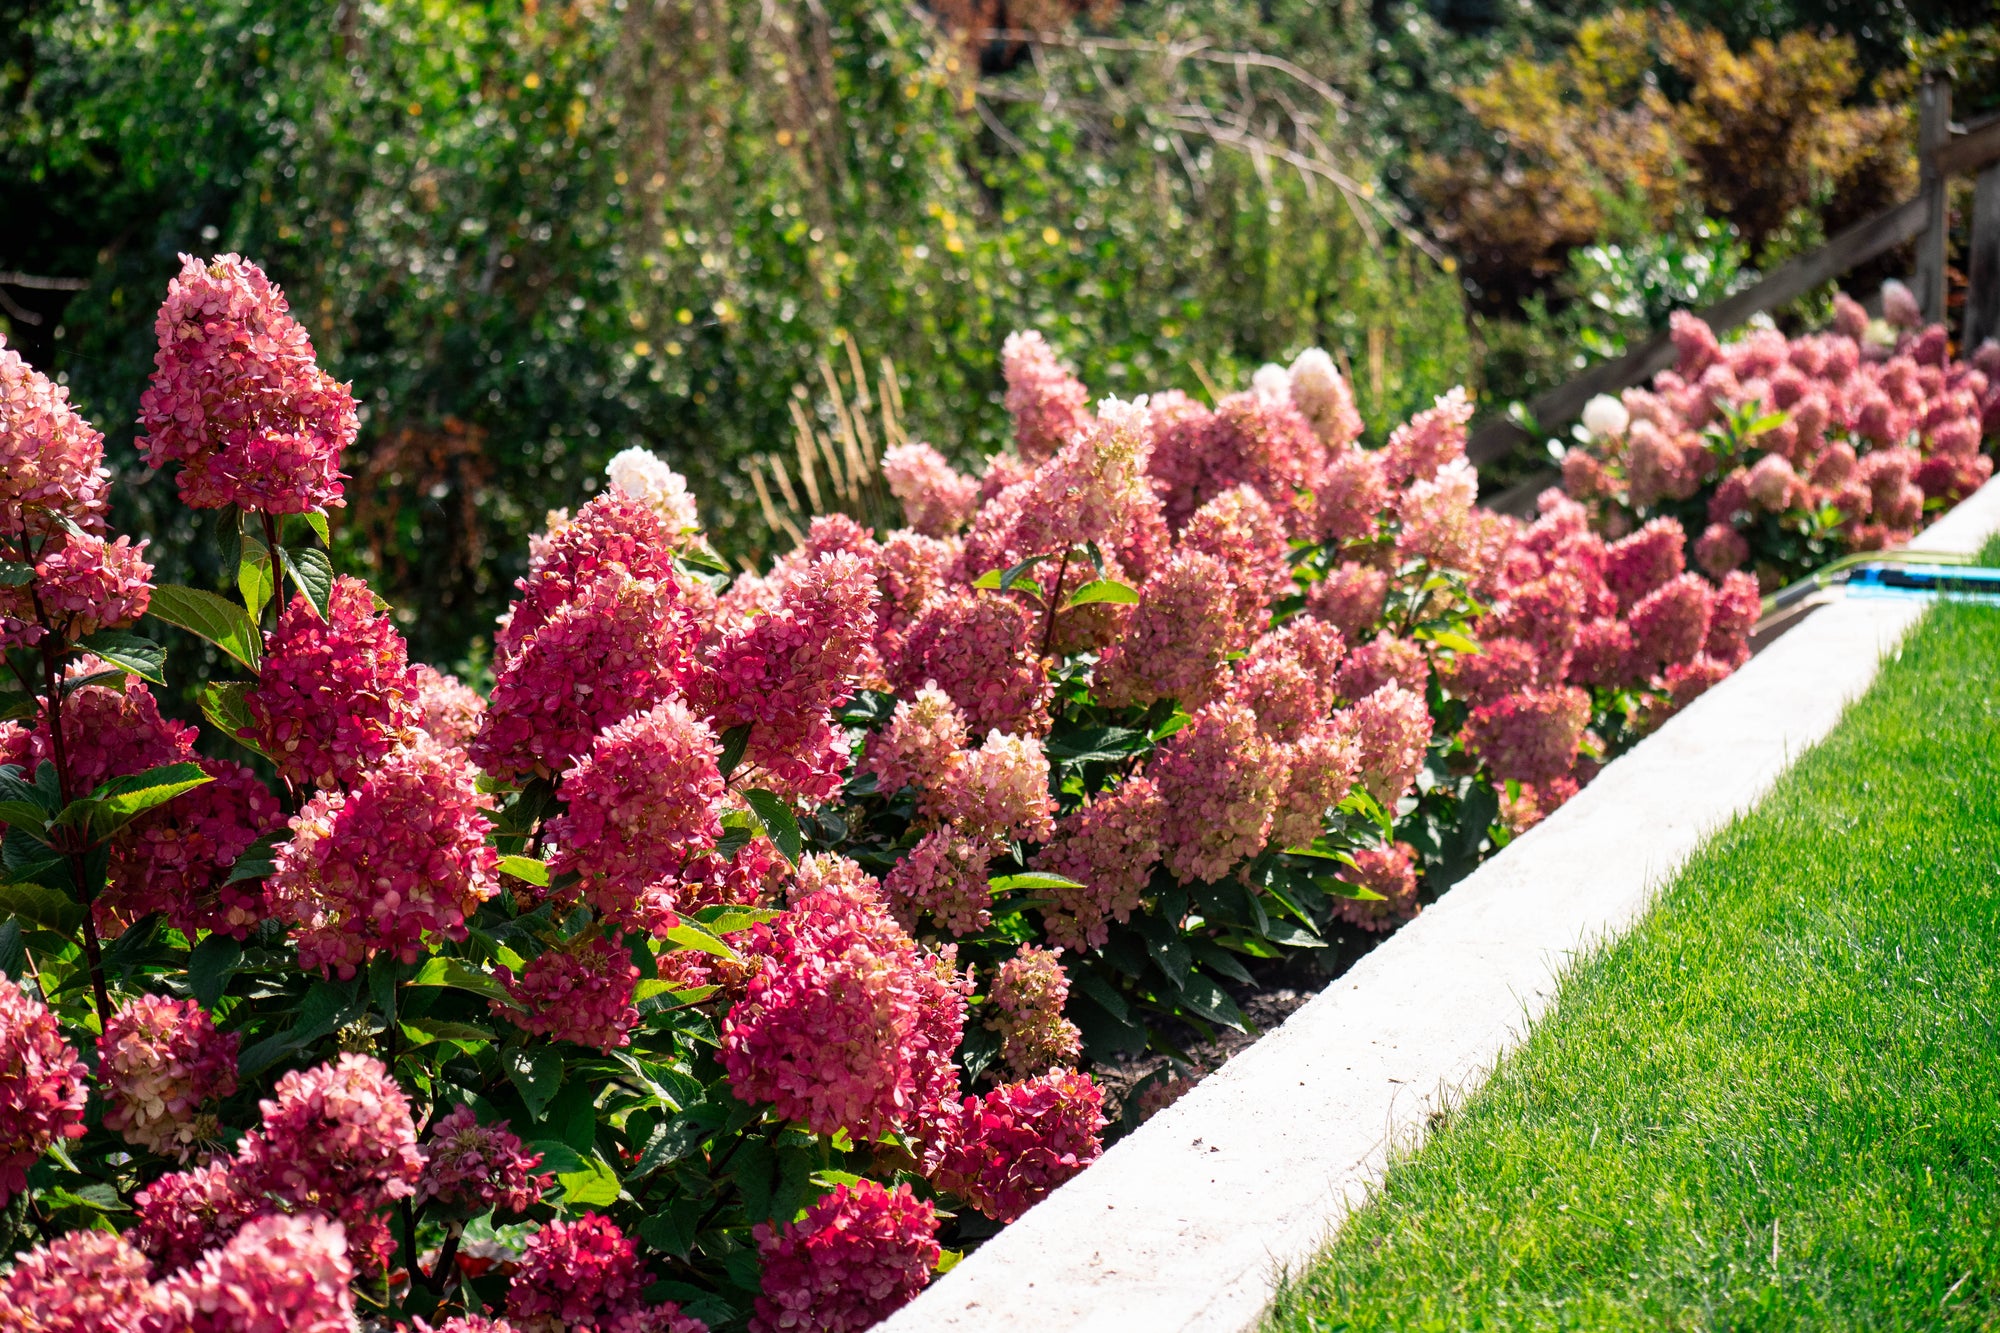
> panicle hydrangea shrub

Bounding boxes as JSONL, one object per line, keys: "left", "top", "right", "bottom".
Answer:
{"left": 415, "top": 1105, "right": 553, "bottom": 1216}
{"left": 495, "top": 935, "right": 644, "bottom": 1052}
{"left": 234, "top": 1053, "right": 424, "bottom": 1238}
{"left": 151, "top": 1210, "right": 357, "bottom": 1333}
{"left": 0, "top": 974, "right": 88, "bottom": 1206}
{"left": 987, "top": 945, "right": 1081, "bottom": 1077}
{"left": 935, "top": 1070, "right": 1107, "bottom": 1223}
{"left": 0, "top": 1227, "right": 155, "bottom": 1333}
{"left": 506, "top": 1213, "right": 706, "bottom": 1333}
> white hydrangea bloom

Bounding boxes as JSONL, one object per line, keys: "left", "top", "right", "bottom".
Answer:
{"left": 1580, "top": 393, "right": 1631, "bottom": 439}
{"left": 605, "top": 446, "right": 700, "bottom": 537}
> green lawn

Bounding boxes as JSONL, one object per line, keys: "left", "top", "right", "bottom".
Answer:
{"left": 1265, "top": 594, "right": 2000, "bottom": 1332}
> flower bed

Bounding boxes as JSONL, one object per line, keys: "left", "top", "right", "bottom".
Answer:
{"left": 0, "top": 256, "right": 1784, "bottom": 1330}
{"left": 1558, "top": 283, "right": 2000, "bottom": 588}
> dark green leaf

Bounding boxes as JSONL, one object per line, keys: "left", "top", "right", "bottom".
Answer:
{"left": 410, "top": 957, "right": 514, "bottom": 1005}
{"left": 400, "top": 1018, "right": 496, "bottom": 1048}
{"left": 0, "top": 690, "right": 34, "bottom": 722}
{"left": 1131, "top": 912, "right": 1192, "bottom": 989}
{"left": 1187, "top": 937, "right": 1254, "bottom": 986}
{"left": 1044, "top": 726, "right": 1150, "bottom": 763}
{"left": 78, "top": 630, "right": 167, "bottom": 684}
{"left": 690, "top": 905, "right": 781, "bottom": 934}
{"left": 740, "top": 789, "right": 800, "bottom": 862}
{"left": 147, "top": 584, "right": 262, "bottom": 670}
{"left": 629, "top": 1115, "right": 708, "bottom": 1180}
{"left": 1175, "top": 972, "right": 1247, "bottom": 1031}
{"left": 224, "top": 832, "right": 282, "bottom": 886}
{"left": 0, "top": 801, "right": 48, "bottom": 835}
{"left": 0, "top": 919, "right": 21, "bottom": 978}
{"left": 1069, "top": 967, "right": 1130, "bottom": 1024}
{"left": 86, "top": 762, "right": 211, "bottom": 831}
{"left": 0, "top": 882, "right": 83, "bottom": 934}
{"left": 717, "top": 724, "right": 752, "bottom": 780}
{"left": 200, "top": 681, "right": 258, "bottom": 749}
{"left": 0, "top": 562, "right": 30, "bottom": 587}
{"left": 504, "top": 1047, "right": 564, "bottom": 1120}
{"left": 188, "top": 935, "right": 243, "bottom": 1007}
{"left": 284, "top": 546, "right": 336, "bottom": 621}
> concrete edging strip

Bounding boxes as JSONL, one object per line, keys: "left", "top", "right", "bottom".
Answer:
{"left": 882, "top": 475, "right": 2000, "bottom": 1333}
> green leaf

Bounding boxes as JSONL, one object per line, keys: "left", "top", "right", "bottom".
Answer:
{"left": 629, "top": 1115, "right": 708, "bottom": 1180}
{"left": 556, "top": 1152, "right": 622, "bottom": 1206}
{"left": 677, "top": 540, "right": 731, "bottom": 574}
{"left": 1421, "top": 629, "right": 1482, "bottom": 655}
{"left": 740, "top": 789, "right": 800, "bottom": 862}
{"left": 284, "top": 546, "right": 336, "bottom": 621}
{"left": 504, "top": 1046, "right": 564, "bottom": 1120}
{"left": 662, "top": 921, "right": 743, "bottom": 964}
{"left": 1070, "top": 968, "right": 1130, "bottom": 1024}
{"left": 689, "top": 904, "right": 781, "bottom": 934}
{"left": 399, "top": 1018, "right": 497, "bottom": 1048}
{"left": 78, "top": 630, "right": 167, "bottom": 684}
{"left": 1044, "top": 726, "right": 1149, "bottom": 763}
{"left": 714, "top": 809, "right": 755, "bottom": 860}
{"left": 200, "top": 681, "right": 257, "bottom": 748}
{"left": 87, "top": 762, "right": 211, "bottom": 830}
{"left": 717, "top": 724, "right": 752, "bottom": 780}
{"left": 1149, "top": 708, "right": 1193, "bottom": 742}
{"left": 0, "top": 801, "right": 49, "bottom": 835}
{"left": 0, "top": 881, "right": 82, "bottom": 933}
{"left": 0, "top": 690, "right": 34, "bottom": 722}
{"left": 303, "top": 510, "right": 332, "bottom": 547}
{"left": 224, "top": 832, "right": 282, "bottom": 886}
{"left": 497, "top": 855, "right": 550, "bottom": 887}
{"left": 0, "top": 919, "right": 22, "bottom": 977}
{"left": 525, "top": 1139, "right": 588, "bottom": 1176}
{"left": 988, "top": 871, "right": 1085, "bottom": 892}
{"left": 1061, "top": 577, "right": 1141, "bottom": 610}
{"left": 188, "top": 935, "right": 243, "bottom": 1007}
{"left": 0, "top": 562, "right": 31, "bottom": 587}
{"left": 410, "top": 957, "right": 515, "bottom": 1005}
{"left": 1175, "top": 972, "right": 1248, "bottom": 1030}
{"left": 238, "top": 535, "right": 274, "bottom": 622}
{"left": 148, "top": 584, "right": 262, "bottom": 670}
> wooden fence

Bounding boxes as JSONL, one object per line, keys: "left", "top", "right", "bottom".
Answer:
{"left": 1471, "top": 75, "right": 2000, "bottom": 503}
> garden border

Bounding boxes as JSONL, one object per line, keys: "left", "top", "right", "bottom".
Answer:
{"left": 882, "top": 474, "right": 2000, "bottom": 1333}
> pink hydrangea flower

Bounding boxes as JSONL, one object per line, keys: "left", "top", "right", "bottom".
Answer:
{"left": 1706, "top": 570, "right": 1762, "bottom": 665}
{"left": 1483, "top": 571, "right": 1588, "bottom": 676}
{"left": 988, "top": 945, "right": 1081, "bottom": 1078}
{"left": 495, "top": 935, "right": 643, "bottom": 1052}
{"left": 1331, "top": 634, "right": 1429, "bottom": 703}
{"left": 1148, "top": 702, "right": 1282, "bottom": 882}
{"left": 1442, "top": 637, "right": 1541, "bottom": 708}
{"left": 935, "top": 1069, "right": 1106, "bottom": 1223}
{"left": 101, "top": 758, "right": 281, "bottom": 941}
{"left": 1602, "top": 518, "right": 1687, "bottom": 612}
{"left": 13, "top": 671, "right": 194, "bottom": 796}
{"left": 893, "top": 590, "right": 1053, "bottom": 735}
{"left": 959, "top": 398, "right": 1159, "bottom": 578}
{"left": 1342, "top": 683, "right": 1432, "bottom": 807}
{"left": 751, "top": 1180, "right": 940, "bottom": 1333}
{"left": 0, "top": 1227, "right": 153, "bottom": 1333}
{"left": 695, "top": 549, "right": 878, "bottom": 802}
{"left": 1180, "top": 484, "right": 1291, "bottom": 636}
{"left": 131, "top": 1158, "right": 263, "bottom": 1273}
{"left": 547, "top": 699, "right": 725, "bottom": 935}
{"left": 410, "top": 663, "right": 486, "bottom": 750}
{"left": 235, "top": 1053, "right": 423, "bottom": 1233}
{"left": 1306, "top": 562, "right": 1390, "bottom": 640}
{"left": 1396, "top": 458, "right": 1482, "bottom": 571}
{"left": 1627, "top": 574, "right": 1714, "bottom": 675}
{"left": 1670, "top": 310, "right": 1722, "bottom": 378}
{"left": 1331, "top": 841, "right": 1420, "bottom": 932}
{"left": 498, "top": 492, "right": 689, "bottom": 665}
{"left": 3, "top": 528, "right": 153, "bottom": 647}
{"left": 1312, "top": 446, "right": 1391, "bottom": 544}
{"left": 863, "top": 684, "right": 969, "bottom": 799}
{"left": 1693, "top": 522, "right": 1750, "bottom": 578}
{"left": 1002, "top": 330, "right": 1093, "bottom": 462}
{"left": 1096, "top": 549, "right": 1240, "bottom": 710}
{"left": 1030, "top": 775, "right": 1164, "bottom": 950}
{"left": 1381, "top": 387, "right": 1473, "bottom": 487}
{"left": 1149, "top": 390, "right": 1328, "bottom": 534}
{"left": 883, "top": 442, "right": 981, "bottom": 536}
{"left": 1464, "top": 687, "right": 1591, "bottom": 785}
{"left": 1227, "top": 618, "right": 1345, "bottom": 742}
{"left": 0, "top": 334, "right": 109, "bottom": 534}
{"left": 151, "top": 1210, "right": 355, "bottom": 1333}
{"left": 883, "top": 827, "right": 1000, "bottom": 937}
{"left": 508, "top": 1213, "right": 707, "bottom": 1333}
{"left": 1662, "top": 655, "right": 1735, "bottom": 715}
{"left": 97, "top": 995, "right": 239, "bottom": 1159}
{"left": 722, "top": 881, "right": 964, "bottom": 1142}
{"left": 270, "top": 736, "right": 498, "bottom": 978}
{"left": 1272, "top": 722, "right": 1362, "bottom": 850}
{"left": 137, "top": 253, "right": 354, "bottom": 513}
{"left": 416, "top": 1105, "right": 552, "bottom": 1216}
{"left": 926, "top": 730, "right": 1054, "bottom": 842}
{"left": 246, "top": 576, "right": 421, "bottom": 790}
{"left": 1565, "top": 619, "right": 1634, "bottom": 688}
{"left": 473, "top": 567, "right": 696, "bottom": 782}
{"left": 0, "top": 974, "right": 87, "bottom": 1205}
{"left": 606, "top": 446, "right": 701, "bottom": 539}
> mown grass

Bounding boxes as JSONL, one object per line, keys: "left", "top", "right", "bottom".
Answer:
{"left": 1264, "top": 591, "right": 2000, "bottom": 1332}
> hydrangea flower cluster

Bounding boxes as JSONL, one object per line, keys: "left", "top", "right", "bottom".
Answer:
{"left": 883, "top": 441, "right": 981, "bottom": 536}
{"left": 102, "top": 758, "right": 282, "bottom": 940}
{"left": 97, "top": 996, "right": 240, "bottom": 1158}
{"left": 137, "top": 253, "right": 355, "bottom": 514}
{"left": 1030, "top": 776, "right": 1164, "bottom": 950}
{"left": 751, "top": 1180, "right": 941, "bottom": 1333}
{"left": 247, "top": 577, "right": 422, "bottom": 790}
{"left": 1332, "top": 842, "right": 1421, "bottom": 932}
{"left": 234, "top": 1053, "right": 424, "bottom": 1243}
{"left": 507, "top": 1213, "right": 706, "bottom": 1333}
{"left": 547, "top": 699, "right": 725, "bottom": 935}
{"left": 1001, "top": 330, "right": 1093, "bottom": 462}
{"left": 0, "top": 1227, "right": 154, "bottom": 1333}
{"left": 495, "top": 935, "right": 644, "bottom": 1052}
{"left": 606, "top": 446, "right": 701, "bottom": 539}
{"left": 0, "top": 974, "right": 87, "bottom": 1205}
{"left": 883, "top": 827, "right": 999, "bottom": 936}
{"left": 862, "top": 684, "right": 968, "bottom": 799}
{"left": 1148, "top": 702, "right": 1282, "bottom": 882}
{"left": 927, "top": 730, "right": 1055, "bottom": 843}
{"left": 891, "top": 589, "right": 1053, "bottom": 735}
{"left": 987, "top": 945, "right": 1081, "bottom": 1077}
{"left": 416, "top": 1105, "right": 552, "bottom": 1216}
{"left": 935, "top": 1070, "right": 1107, "bottom": 1223}
{"left": 410, "top": 662, "right": 487, "bottom": 750}
{"left": 150, "top": 1210, "right": 356, "bottom": 1333}
{"left": 269, "top": 735, "right": 498, "bottom": 978}
{"left": 1564, "top": 290, "right": 1997, "bottom": 580}
{"left": 1095, "top": 549, "right": 1241, "bottom": 709}
{"left": 721, "top": 878, "right": 964, "bottom": 1141}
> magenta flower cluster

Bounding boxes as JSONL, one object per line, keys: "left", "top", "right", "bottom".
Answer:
{"left": 751, "top": 1180, "right": 941, "bottom": 1333}
{"left": 96, "top": 995, "right": 240, "bottom": 1158}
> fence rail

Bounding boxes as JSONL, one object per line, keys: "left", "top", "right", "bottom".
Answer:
{"left": 1470, "top": 76, "right": 2000, "bottom": 492}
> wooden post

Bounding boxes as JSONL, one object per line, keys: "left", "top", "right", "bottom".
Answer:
{"left": 1917, "top": 75, "right": 1952, "bottom": 324}
{"left": 1967, "top": 163, "right": 2000, "bottom": 351}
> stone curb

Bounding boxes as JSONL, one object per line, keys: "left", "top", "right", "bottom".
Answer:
{"left": 881, "top": 476, "right": 2000, "bottom": 1333}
